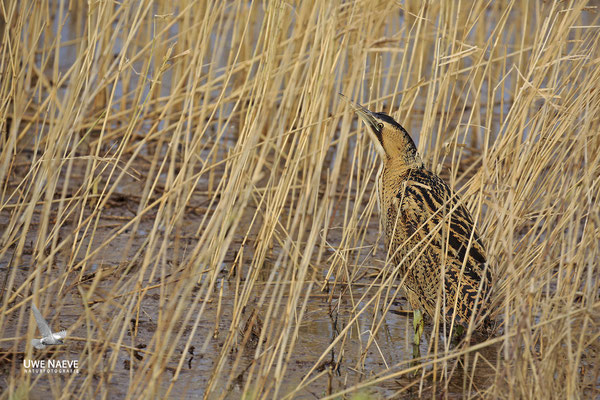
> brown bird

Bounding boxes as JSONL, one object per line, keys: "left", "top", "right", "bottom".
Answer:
{"left": 341, "top": 94, "right": 493, "bottom": 349}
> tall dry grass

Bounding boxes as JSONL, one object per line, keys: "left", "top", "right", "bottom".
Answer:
{"left": 1, "top": 0, "right": 599, "bottom": 398}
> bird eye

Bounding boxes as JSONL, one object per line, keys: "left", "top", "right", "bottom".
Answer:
{"left": 377, "top": 123, "right": 384, "bottom": 130}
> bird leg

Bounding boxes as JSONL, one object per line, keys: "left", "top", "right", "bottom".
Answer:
{"left": 412, "top": 309, "right": 424, "bottom": 359}
{"left": 453, "top": 324, "right": 464, "bottom": 341}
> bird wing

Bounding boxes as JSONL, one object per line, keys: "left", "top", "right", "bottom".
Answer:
{"left": 397, "top": 168, "right": 492, "bottom": 295}
{"left": 55, "top": 330, "right": 67, "bottom": 339}
{"left": 31, "top": 303, "right": 53, "bottom": 337}
{"left": 395, "top": 168, "right": 492, "bottom": 328}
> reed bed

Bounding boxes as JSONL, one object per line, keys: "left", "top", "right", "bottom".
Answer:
{"left": 1, "top": 0, "right": 599, "bottom": 398}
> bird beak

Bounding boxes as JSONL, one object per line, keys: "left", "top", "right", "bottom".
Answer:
{"left": 339, "top": 93, "right": 380, "bottom": 133}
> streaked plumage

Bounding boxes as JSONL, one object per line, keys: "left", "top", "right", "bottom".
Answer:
{"left": 342, "top": 95, "right": 493, "bottom": 333}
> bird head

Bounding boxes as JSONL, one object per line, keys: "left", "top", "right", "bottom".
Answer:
{"left": 340, "top": 94, "right": 422, "bottom": 167}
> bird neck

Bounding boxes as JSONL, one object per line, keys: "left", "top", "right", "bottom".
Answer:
{"left": 383, "top": 152, "right": 423, "bottom": 172}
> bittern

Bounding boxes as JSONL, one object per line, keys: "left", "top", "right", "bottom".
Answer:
{"left": 341, "top": 95, "right": 493, "bottom": 350}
